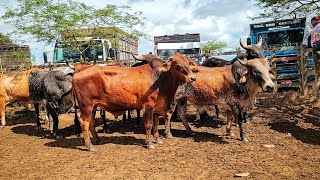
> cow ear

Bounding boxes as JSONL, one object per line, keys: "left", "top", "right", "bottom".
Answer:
{"left": 189, "top": 61, "right": 199, "bottom": 72}
{"left": 239, "top": 70, "right": 248, "bottom": 83}
{"left": 269, "top": 70, "right": 276, "bottom": 80}
{"left": 158, "top": 62, "right": 172, "bottom": 72}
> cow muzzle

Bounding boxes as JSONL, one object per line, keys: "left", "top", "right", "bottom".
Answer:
{"left": 264, "top": 83, "right": 275, "bottom": 93}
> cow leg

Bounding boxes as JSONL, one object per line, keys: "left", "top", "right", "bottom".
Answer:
{"left": 243, "top": 111, "right": 250, "bottom": 123}
{"left": 100, "top": 109, "right": 110, "bottom": 133}
{"left": 48, "top": 113, "right": 53, "bottom": 133}
{"left": 152, "top": 114, "right": 162, "bottom": 144}
{"left": 215, "top": 105, "right": 220, "bottom": 117}
{"left": 237, "top": 109, "right": 250, "bottom": 142}
{"left": 226, "top": 110, "right": 235, "bottom": 137}
{"left": 79, "top": 112, "right": 95, "bottom": 151}
{"left": 164, "top": 99, "right": 178, "bottom": 138}
{"left": 127, "top": 110, "right": 132, "bottom": 120}
{"left": 170, "top": 107, "right": 178, "bottom": 121}
{"left": 177, "top": 100, "right": 194, "bottom": 136}
{"left": 51, "top": 112, "right": 63, "bottom": 139}
{"left": 89, "top": 116, "right": 101, "bottom": 145}
{"left": 135, "top": 109, "right": 141, "bottom": 128}
{"left": 122, "top": 112, "right": 127, "bottom": 123}
{"left": 0, "top": 101, "right": 5, "bottom": 130}
{"left": 73, "top": 105, "right": 82, "bottom": 137}
{"left": 34, "top": 102, "right": 41, "bottom": 131}
{"left": 144, "top": 106, "right": 154, "bottom": 149}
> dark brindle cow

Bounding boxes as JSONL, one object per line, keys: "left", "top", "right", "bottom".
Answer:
{"left": 29, "top": 70, "right": 74, "bottom": 136}
{"left": 72, "top": 53, "right": 198, "bottom": 151}
{"left": 198, "top": 36, "right": 265, "bottom": 122}
{"left": 164, "top": 58, "right": 275, "bottom": 141}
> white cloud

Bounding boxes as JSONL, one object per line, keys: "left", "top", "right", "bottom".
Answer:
{"left": 0, "top": 0, "right": 264, "bottom": 64}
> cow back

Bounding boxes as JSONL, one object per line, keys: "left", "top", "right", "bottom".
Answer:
{"left": 29, "top": 70, "right": 49, "bottom": 102}
{"left": 0, "top": 69, "right": 35, "bottom": 103}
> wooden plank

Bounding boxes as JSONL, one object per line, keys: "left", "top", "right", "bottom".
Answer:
{"left": 271, "top": 56, "right": 298, "bottom": 63}
{"left": 277, "top": 82, "right": 301, "bottom": 88}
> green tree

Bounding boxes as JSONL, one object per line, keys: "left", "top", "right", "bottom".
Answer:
{"left": 0, "top": 33, "right": 12, "bottom": 44}
{"left": 201, "top": 40, "right": 227, "bottom": 54}
{"left": 1, "top": 0, "right": 146, "bottom": 61}
{"left": 252, "top": 0, "right": 320, "bottom": 20}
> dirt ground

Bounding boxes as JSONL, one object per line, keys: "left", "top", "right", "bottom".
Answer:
{"left": 0, "top": 92, "right": 319, "bottom": 179}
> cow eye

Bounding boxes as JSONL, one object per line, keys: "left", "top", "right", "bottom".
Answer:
{"left": 252, "top": 69, "right": 259, "bottom": 75}
{"left": 176, "top": 64, "right": 182, "bottom": 71}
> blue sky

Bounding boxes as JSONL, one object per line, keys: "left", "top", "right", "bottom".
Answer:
{"left": 0, "top": 0, "right": 298, "bottom": 64}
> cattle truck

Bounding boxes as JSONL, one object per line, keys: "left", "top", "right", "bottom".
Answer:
{"left": 53, "top": 27, "right": 138, "bottom": 64}
{"left": 248, "top": 17, "right": 316, "bottom": 93}
{"left": 154, "top": 33, "right": 203, "bottom": 63}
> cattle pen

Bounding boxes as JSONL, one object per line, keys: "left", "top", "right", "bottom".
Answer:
{"left": 0, "top": 43, "right": 319, "bottom": 180}
{"left": 0, "top": 93, "right": 319, "bottom": 179}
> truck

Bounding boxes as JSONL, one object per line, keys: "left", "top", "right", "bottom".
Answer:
{"left": 154, "top": 33, "right": 203, "bottom": 63}
{"left": 248, "top": 17, "right": 317, "bottom": 93}
{"left": 53, "top": 27, "right": 138, "bottom": 64}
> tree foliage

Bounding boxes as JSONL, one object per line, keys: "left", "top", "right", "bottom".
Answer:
{"left": 0, "top": 33, "right": 12, "bottom": 44}
{"left": 1, "top": 0, "right": 146, "bottom": 61}
{"left": 201, "top": 40, "right": 227, "bottom": 53}
{"left": 252, "top": 0, "right": 320, "bottom": 20}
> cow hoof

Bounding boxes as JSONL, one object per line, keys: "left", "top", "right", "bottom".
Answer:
{"left": 155, "top": 139, "right": 163, "bottom": 144}
{"left": 76, "top": 133, "right": 81, "bottom": 138}
{"left": 165, "top": 133, "right": 173, "bottom": 139}
{"left": 36, "top": 126, "right": 41, "bottom": 131}
{"left": 0, "top": 126, "right": 4, "bottom": 131}
{"left": 89, "top": 146, "right": 96, "bottom": 152}
{"left": 226, "top": 132, "right": 235, "bottom": 137}
{"left": 229, "top": 132, "right": 236, "bottom": 137}
{"left": 242, "top": 137, "right": 251, "bottom": 142}
{"left": 147, "top": 143, "right": 156, "bottom": 149}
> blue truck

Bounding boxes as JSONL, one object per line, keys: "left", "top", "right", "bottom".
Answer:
{"left": 248, "top": 17, "right": 315, "bottom": 92}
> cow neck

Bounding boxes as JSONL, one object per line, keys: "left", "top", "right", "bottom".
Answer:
{"left": 244, "top": 77, "right": 261, "bottom": 103}
{"left": 158, "top": 70, "right": 180, "bottom": 101}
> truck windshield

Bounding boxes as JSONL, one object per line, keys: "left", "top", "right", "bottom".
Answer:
{"left": 157, "top": 48, "right": 201, "bottom": 57}
{"left": 259, "top": 28, "right": 304, "bottom": 49}
{"left": 54, "top": 40, "right": 106, "bottom": 63}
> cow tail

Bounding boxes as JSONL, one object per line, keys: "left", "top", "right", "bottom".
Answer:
{"left": 72, "top": 91, "right": 81, "bottom": 136}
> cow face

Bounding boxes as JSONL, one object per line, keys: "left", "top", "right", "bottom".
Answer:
{"left": 158, "top": 53, "right": 198, "bottom": 84}
{"left": 44, "top": 71, "right": 73, "bottom": 114}
{"left": 240, "top": 35, "right": 264, "bottom": 59}
{"left": 238, "top": 58, "right": 275, "bottom": 93}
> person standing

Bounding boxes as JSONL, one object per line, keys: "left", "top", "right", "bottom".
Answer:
{"left": 311, "top": 16, "right": 320, "bottom": 50}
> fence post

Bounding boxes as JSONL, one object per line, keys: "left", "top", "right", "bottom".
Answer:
{"left": 0, "top": 57, "right": 3, "bottom": 74}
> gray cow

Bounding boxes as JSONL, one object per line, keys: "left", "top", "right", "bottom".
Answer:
{"left": 29, "top": 69, "right": 74, "bottom": 136}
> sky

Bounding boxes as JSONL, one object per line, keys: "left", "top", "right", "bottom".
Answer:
{"left": 0, "top": 0, "right": 280, "bottom": 64}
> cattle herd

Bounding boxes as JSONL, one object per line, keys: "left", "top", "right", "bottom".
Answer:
{"left": 0, "top": 37, "right": 276, "bottom": 151}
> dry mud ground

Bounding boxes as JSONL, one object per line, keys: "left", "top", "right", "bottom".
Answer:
{"left": 0, "top": 92, "right": 320, "bottom": 179}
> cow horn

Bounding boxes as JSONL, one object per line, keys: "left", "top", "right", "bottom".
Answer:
{"left": 237, "top": 58, "right": 249, "bottom": 67}
{"left": 257, "top": 35, "right": 263, "bottom": 47}
{"left": 66, "top": 61, "right": 75, "bottom": 70}
{"left": 131, "top": 53, "right": 144, "bottom": 61}
{"left": 240, "top": 38, "right": 249, "bottom": 50}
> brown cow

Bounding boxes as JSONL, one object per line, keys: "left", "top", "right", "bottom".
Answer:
{"left": 72, "top": 53, "right": 198, "bottom": 151}
{"left": 164, "top": 58, "right": 275, "bottom": 142}
{"left": 0, "top": 69, "right": 36, "bottom": 129}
